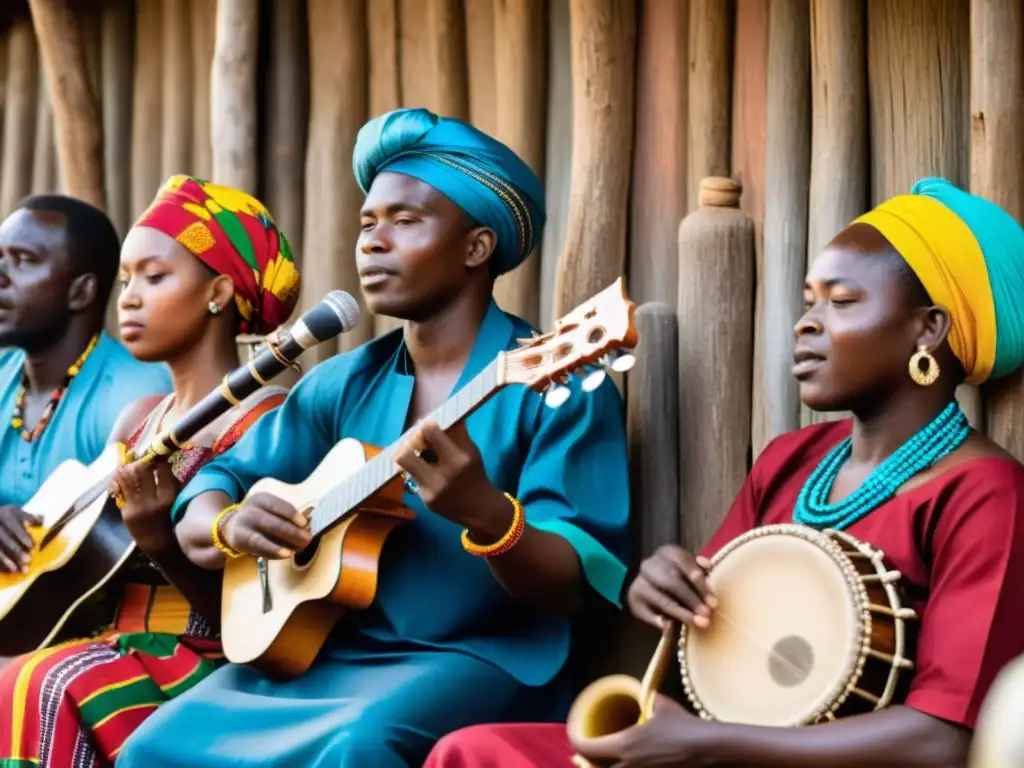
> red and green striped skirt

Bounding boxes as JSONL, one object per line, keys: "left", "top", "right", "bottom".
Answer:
{"left": 0, "top": 585, "right": 221, "bottom": 768}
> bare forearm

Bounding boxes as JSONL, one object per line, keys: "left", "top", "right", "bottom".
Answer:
{"left": 700, "top": 707, "right": 969, "bottom": 768}
{"left": 144, "top": 542, "right": 223, "bottom": 631}
{"left": 464, "top": 489, "right": 584, "bottom": 617}
{"left": 175, "top": 491, "right": 233, "bottom": 570}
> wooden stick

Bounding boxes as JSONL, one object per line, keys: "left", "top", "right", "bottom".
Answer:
{"left": 130, "top": 0, "right": 162, "bottom": 217}
{"left": 100, "top": 0, "right": 133, "bottom": 235}
{"left": 27, "top": 0, "right": 104, "bottom": 208}
{"left": 190, "top": 0, "right": 216, "bottom": 181}
{"left": 554, "top": 0, "right": 636, "bottom": 318}
{"left": 210, "top": 0, "right": 258, "bottom": 192}
{"left": 159, "top": 0, "right": 192, "bottom": 179}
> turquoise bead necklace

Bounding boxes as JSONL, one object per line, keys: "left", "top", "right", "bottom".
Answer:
{"left": 792, "top": 400, "right": 970, "bottom": 531}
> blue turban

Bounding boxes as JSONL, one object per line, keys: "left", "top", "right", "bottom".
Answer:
{"left": 352, "top": 108, "right": 546, "bottom": 276}
{"left": 911, "top": 178, "right": 1024, "bottom": 380}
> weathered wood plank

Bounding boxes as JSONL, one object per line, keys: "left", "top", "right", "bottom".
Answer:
{"left": 130, "top": 0, "right": 162, "bottom": 217}
{"left": 0, "top": 21, "right": 39, "bottom": 215}
{"left": 761, "top": 0, "right": 811, "bottom": 444}
{"left": 628, "top": 0, "right": 688, "bottom": 311}
{"left": 211, "top": 0, "right": 259, "bottom": 191}
{"left": 554, "top": 0, "right": 636, "bottom": 318}
{"left": 159, "top": 0, "right": 192, "bottom": 179}
{"left": 974, "top": 0, "right": 1024, "bottom": 459}
{"left": 100, "top": 0, "right": 133, "bottom": 235}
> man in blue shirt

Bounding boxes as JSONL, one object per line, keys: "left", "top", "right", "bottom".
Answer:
{"left": 0, "top": 195, "right": 171, "bottom": 572}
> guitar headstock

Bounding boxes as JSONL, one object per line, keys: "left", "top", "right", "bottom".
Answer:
{"left": 500, "top": 277, "right": 639, "bottom": 406}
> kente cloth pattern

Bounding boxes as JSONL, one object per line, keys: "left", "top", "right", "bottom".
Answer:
{"left": 136, "top": 175, "right": 300, "bottom": 334}
{"left": 855, "top": 177, "right": 1024, "bottom": 384}
{"left": 353, "top": 107, "right": 546, "bottom": 276}
{"left": 0, "top": 393, "right": 284, "bottom": 768}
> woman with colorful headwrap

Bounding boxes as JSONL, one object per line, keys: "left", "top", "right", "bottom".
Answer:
{"left": 0, "top": 176, "right": 300, "bottom": 768}
{"left": 115, "top": 109, "right": 629, "bottom": 767}
{"left": 422, "top": 178, "right": 1024, "bottom": 768}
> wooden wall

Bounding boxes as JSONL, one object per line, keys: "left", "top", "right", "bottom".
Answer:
{"left": 0, "top": 0, "right": 1021, "bottom": 560}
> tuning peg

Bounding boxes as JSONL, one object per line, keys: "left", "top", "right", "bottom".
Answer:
{"left": 581, "top": 367, "right": 607, "bottom": 392}
{"left": 544, "top": 383, "right": 571, "bottom": 408}
{"left": 604, "top": 350, "right": 636, "bottom": 373}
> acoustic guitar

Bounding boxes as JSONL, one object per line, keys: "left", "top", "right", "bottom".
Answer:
{"left": 220, "top": 278, "right": 639, "bottom": 679}
{"left": 0, "top": 292, "right": 360, "bottom": 655}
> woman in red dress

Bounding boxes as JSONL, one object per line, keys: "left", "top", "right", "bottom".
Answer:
{"left": 425, "top": 179, "right": 1024, "bottom": 767}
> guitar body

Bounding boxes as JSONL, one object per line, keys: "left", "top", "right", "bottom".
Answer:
{"left": 221, "top": 438, "right": 414, "bottom": 679}
{"left": 0, "top": 444, "right": 136, "bottom": 655}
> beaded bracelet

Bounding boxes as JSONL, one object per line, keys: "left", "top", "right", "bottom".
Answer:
{"left": 461, "top": 493, "right": 525, "bottom": 558}
{"left": 211, "top": 503, "right": 244, "bottom": 559}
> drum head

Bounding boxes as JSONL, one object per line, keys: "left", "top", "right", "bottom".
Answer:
{"left": 680, "top": 528, "right": 865, "bottom": 726}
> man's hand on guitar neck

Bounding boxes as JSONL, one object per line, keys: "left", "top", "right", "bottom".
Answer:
{"left": 0, "top": 506, "right": 41, "bottom": 573}
{"left": 393, "top": 420, "right": 496, "bottom": 530}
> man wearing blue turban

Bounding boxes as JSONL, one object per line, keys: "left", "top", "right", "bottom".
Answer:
{"left": 117, "top": 111, "right": 630, "bottom": 767}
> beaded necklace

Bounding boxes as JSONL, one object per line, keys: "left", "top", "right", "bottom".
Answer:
{"left": 792, "top": 400, "right": 970, "bottom": 531}
{"left": 11, "top": 334, "right": 100, "bottom": 443}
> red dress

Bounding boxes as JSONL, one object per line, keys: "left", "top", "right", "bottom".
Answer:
{"left": 424, "top": 420, "right": 1024, "bottom": 766}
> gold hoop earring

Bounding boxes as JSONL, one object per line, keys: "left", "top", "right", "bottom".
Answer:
{"left": 909, "top": 347, "right": 939, "bottom": 386}
{"left": 208, "top": 301, "right": 221, "bottom": 315}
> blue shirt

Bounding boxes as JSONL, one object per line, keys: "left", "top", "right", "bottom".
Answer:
{"left": 0, "top": 332, "right": 172, "bottom": 507}
{"left": 172, "top": 300, "right": 630, "bottom": 686}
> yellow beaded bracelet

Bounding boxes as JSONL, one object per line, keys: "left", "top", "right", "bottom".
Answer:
{"left": 461, "top": 493, "right": 525, "bottom": 557}
{"left": 211, "top": 503, "right": 244, "bottom": 559}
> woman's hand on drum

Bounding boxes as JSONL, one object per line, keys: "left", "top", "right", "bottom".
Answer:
{"left": 627, "top": 545, "right": 716, "bottom": 629}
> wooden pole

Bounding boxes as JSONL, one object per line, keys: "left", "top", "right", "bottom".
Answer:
{"left": 802, "top": 0, "right": 868, "bottom": 427}
{"left": 27, "top": 0, "right": 105, "bottom": 208}
{"left": 539, "top": 0, "right": 572, "bottom": 330}
{"left": 100, "top": 0, "right": 133, "bottom": 236}
{"left": 211, "top": 0, "right": 258, "bottom": 192}
{"left": 628, "top": 303, "right": 681, "bottom": 557}
{"left": 190, "top": 0, "right": 216, "bottom": 181}
{"left": 465, "top": 0, "right": 496, "bottom": 135}
{"left": 554, "top": 0, "right": 636, "bottom": 318}
{"left": 867, "top": 0, "right": 979, "bottom": 428}
{"left": 160, "top": 0, "right": 192, "bottom": 179}
{"left": 302, "top": 0, "right": 371, "bottom": 359}
{"left": 686, "top": 0, "right": 732, "bottom": 213}
{"left": 367, "top": 0, "right": 405, "bottom": 338}
{"left": 974, "top": 0, "right": 1024, "bottom": 459}
{"left": 678, "top": 178, "right": 755, "bottom": 552}
{"left": 0, "top": 21, "right": 39, "bottom": 216}
{"left": 761, "top": 0, "right": 811, "bottom": 444}
{"left": 730, "top": 0, "right": 768, "bottom": 453}
{"left": 130, "top": 0, "right": 163, "bottom": 217}
{"left": 492, "top": 0, "right": 547, "bottom": 324}
{"left": 398, "top": 0, "right": 468, "bottom": 121}
{"left": 628, "top": 0, "right": 688, "bottom": 311}
{"left": 30, "top": 66, "right": 57, "bottom": 194}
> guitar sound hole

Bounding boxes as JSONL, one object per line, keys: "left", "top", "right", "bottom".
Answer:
{"left": 293, "top": 535, "right": 322, "bottom": 568}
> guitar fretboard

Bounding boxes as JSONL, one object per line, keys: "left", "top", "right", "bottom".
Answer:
{"left": 309, "top": 358, "right": 502, "bottom": 535}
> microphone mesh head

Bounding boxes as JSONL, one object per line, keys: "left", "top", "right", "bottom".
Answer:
{"left": 325, "top": 290, "right": 361, "bottom": 332}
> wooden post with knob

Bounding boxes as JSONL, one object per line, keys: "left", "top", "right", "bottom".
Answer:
{"left": 678, "top": 178, "right": 756, "bottom": 552}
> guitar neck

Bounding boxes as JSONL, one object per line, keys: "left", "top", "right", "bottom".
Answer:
{"left": 309, "top": 357, "right": 503, "bottom": 536}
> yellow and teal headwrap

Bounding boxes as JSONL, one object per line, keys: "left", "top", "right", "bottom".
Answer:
{"left": 352, "top": 108, "right": 546, "bottom": 276}
{"left": 855, "top": 178, "right": 1024, "bottom": 385}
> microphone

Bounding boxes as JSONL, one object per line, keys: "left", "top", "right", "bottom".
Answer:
{"left": 143, "top": 290, "right": 361, "bottom": 459}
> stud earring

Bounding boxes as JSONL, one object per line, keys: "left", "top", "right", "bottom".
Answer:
{"left": 908, "top": 346, "right": 939, "bottom": 386}
{"left": 208, "top": 301, "right": 221, "bottom": 315}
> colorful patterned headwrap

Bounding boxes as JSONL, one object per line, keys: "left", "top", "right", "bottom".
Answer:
{"left": 855, "top": 177, "right": 1024, "bottom": 384}
{"left": 135, "top": 176, "right": 300, "bottom": 334}
{"left": 352, "top": 108, "right": 546, "bottom": 276}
